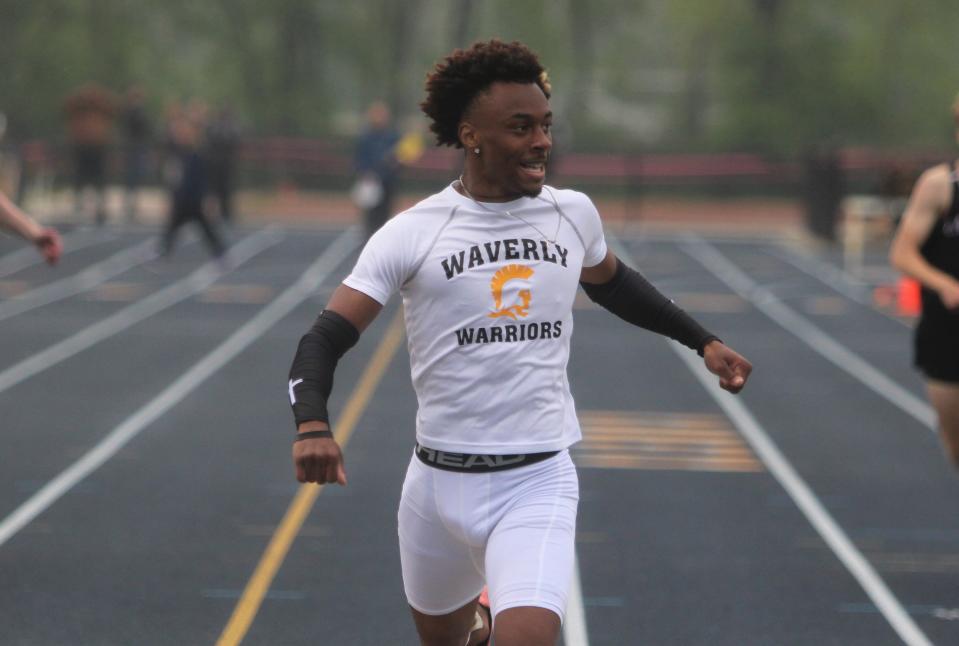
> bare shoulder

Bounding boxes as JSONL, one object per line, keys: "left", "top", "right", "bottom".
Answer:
{"left": 895, "top": 163, "right": 953, "bottom": 245}
{"left": 913, "top": 163, "right": 953, "bottom": 204}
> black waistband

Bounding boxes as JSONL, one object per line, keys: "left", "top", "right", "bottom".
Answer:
{"left": 414, "top": 443, "right": 560, "bottom": 473}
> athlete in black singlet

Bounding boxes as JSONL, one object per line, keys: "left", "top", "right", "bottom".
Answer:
{"left": 890, "top": 157, "right": 959, "bottom": 468}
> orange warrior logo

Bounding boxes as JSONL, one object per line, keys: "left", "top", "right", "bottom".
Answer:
{"left": 488, "top": 264, "right": 534, "bottom": 320}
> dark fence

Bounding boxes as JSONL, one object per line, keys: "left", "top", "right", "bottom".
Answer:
{"left": 13, "top": 137, "right": 947, "bottom": 187}
{"left": 11, "top": 136, "right": 950, "bottom": 207}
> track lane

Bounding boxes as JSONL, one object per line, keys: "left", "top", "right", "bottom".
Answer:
{"left": 3, "top": 225, "right": 957, "bottom": 644}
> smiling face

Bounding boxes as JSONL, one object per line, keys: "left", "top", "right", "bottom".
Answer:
{"left": 458, "top": 82, "right": 552, "bottom": 201}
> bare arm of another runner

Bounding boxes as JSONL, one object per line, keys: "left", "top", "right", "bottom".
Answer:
{"left": 580, "top": 249, "right": 752, "bottom": 394}
{"left": 290, "top": 285, "right": 383, "bottom": 485}
{"left": 890, "top": 166, "right": 959, "bottom": 309}
{"left": 0, "top": 191, "right": 62, "bottom": 264}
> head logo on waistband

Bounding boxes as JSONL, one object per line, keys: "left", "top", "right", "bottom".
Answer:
{"left": 488, "top": 264, "right": 534, "bottom": 320}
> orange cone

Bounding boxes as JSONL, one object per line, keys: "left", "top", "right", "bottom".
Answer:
{"left": 897, "top": 277, "right": 921, "bottom": 316}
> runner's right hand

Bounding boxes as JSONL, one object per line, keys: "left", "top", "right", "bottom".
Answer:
{"left": 293, "top": 427, "right": 348, "bottom": 485}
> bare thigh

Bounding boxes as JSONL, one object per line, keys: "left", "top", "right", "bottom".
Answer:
{"left": 928, "top": 380, "right": 959, "bottom": 467}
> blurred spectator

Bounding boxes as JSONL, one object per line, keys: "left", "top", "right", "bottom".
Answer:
{"left": 354, "top": 101, "right": 400, "bottom": 238}
{"left": 205, "top": 106, "right": 240, "bottom": 224}
{"left": 120, "top": 85, "right": 152, "bottom": 222}
{"left": 0, "top": 112, "right": 20, "bottom": 200}
{"left": 0, "top": 190, "right": 62, "bottom": 265}
{"left": 64, "top": 83, "right": 116, "bottom": 225}
{"left": 160, "top": 101, "right": 184, "bottom": 189}
{"left": 186, "top": 99, "right": 210, "bottom": 126}
{"left": 802, "top": 144, "right": 843, "bottom": 241}
{"left": 952, "top": 92, "right": 959, "bottom": 144}
{"left": 160, "top": 109, "right": 225, "bottom": 260}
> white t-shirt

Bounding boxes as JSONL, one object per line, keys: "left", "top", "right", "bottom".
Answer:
{"left": 343, "top": 183, "right": 608, "bottom": 454}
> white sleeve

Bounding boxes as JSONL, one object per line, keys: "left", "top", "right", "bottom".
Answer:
{"left": 578, "top": 194, "right": 608, "bottom": 268}
{"left": 342, "top": 216, "right": 420, "bottom": 305}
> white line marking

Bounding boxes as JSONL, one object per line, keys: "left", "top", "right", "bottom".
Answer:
{"left": 0, "top": 243, "right": 45, "bottom": 277}
{"left": 608, "top": 234, "right": 934, "bottom": 646}
{"left": 671, "top": 345, "right": 933, "bottom": 646}
{"left": 0, "top": 229, "right": 283, "bottom": 395}
{"left": 679, "top": 236, "right": 936, "bottom": 431}
{"left": 563, "top": 555, "right": 590, "bottom": 646}
{"left": 0, "top": 227, "right": 358, "bottom": 548}
{"left": 0, "top": 229, "right": 117, "bottom": 279}
{"left": 0, "top": 238, "right": 158, "bottom": 322}
{"left": 769, "top": 244, "right": 910, "bottom": 328}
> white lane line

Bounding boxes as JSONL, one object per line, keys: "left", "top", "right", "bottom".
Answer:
{"left": 607, "top": 234, "right": 933, "bottom": 646}
{"left": 678, "top": 236, "right": 936, "bottom": 431}
{"left": 0, "top": 227, "right": 358, "bottom": 548}
{"left": 0, "top": 245, "right": 43, "bottom": 277}
{"left": 0, "top": 238, "right": 159, "bottom": 322}
{"left": 670, "top": 344, "right": 933, "bottom": 646}
{"left": 0, "top": 228, "right": 283, "bottom": 395}
{"left": 0, "top": 229, "right": 118, "bottom": 279}
{"left": 768, "top": 244, "right": 910, "bottom": 328}
{"left": 563, "top": 555, "right": 590, "bottom": 646}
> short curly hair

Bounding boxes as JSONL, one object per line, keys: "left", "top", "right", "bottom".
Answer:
{"left": 420, "top": 39, "right": 551, "bottom": 148}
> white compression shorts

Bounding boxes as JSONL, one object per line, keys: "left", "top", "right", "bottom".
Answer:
{"left": 397, "top": 449, "right": 579, "bottom": 621}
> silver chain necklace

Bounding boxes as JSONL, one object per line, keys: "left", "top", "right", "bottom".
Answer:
{"left": 457, "top": 175, "right": 562, "bottom": 244}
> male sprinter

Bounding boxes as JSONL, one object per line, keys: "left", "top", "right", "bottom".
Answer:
{"left": 288, "top": 40, "right": 752, "bottom": 646}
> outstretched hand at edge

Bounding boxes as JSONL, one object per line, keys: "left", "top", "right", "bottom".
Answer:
{"left": 33, "top": 227, "right": 63, "bottom": 265}
{"left": 703, "top": 340, "right": 752, "bottom": 394}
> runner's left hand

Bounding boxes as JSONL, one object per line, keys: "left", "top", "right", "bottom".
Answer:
{"left": 703, "top": 341, "right": 752, "bottom": 394}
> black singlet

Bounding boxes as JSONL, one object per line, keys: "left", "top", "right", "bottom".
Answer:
{"left": 914, "top": 162, "right": 959, "bottom": 382}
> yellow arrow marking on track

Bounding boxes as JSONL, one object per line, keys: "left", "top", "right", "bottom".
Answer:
{"left": 575, "top": 410, "right": 763, "bottom": 472}
{"left": 216, "top": 309, "right": 406, "bottom": 646}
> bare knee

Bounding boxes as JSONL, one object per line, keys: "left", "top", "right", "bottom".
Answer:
{"left": 493, "top": 606, "right": 561, "bottom": 646}
{"left": 927, "top": 382, "right": 959, "bottom": 470}
{"left": 411, "top": 601, "right": 486, "bottom": 646}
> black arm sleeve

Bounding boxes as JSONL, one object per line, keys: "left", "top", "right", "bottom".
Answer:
{"left": 288, "top": 310, "right": 360, "bottom": 428}
{"left": 580, "top": 258, "right": 720, "bottom": 356}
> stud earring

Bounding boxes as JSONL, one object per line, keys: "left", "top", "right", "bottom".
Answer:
{"left": 473, "top": 147, "right": 480, "bottom": 155}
